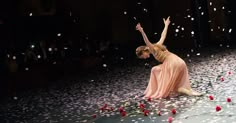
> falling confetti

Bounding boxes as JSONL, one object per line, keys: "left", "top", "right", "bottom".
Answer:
{"left": 103, "top": 64, "right": 107, "bottom": 67}
{"left": 48, "top": 48, "right": 52, "bottom": 52}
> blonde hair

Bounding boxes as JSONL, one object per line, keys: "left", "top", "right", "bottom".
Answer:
{"left": 136, "top": 45, "right": 149, "bottom": 57}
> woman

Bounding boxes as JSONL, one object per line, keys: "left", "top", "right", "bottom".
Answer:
{"left": 136, "top": 16, "right": 201, "bottom": 98}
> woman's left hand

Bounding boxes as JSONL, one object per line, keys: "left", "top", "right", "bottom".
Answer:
{"left": 163, "top": 16, "right": 171, "bottom": 26}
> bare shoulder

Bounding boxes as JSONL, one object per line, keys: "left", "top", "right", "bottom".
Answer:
{"left": 153, "top": 44, "right": 167, "bottom": 51}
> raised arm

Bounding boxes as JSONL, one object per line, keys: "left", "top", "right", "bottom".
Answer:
{"left": 136, "top": 23, "right": 154, "bottom": 50}
{"left": 156, "top": 16, "right": 171, "bottom": 45}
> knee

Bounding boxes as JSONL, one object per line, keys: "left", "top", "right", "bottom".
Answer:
{"left": 151, "top": 66, "right": 161, "bottom": 73}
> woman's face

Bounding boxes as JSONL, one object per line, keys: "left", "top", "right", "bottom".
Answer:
{"left": 139, "top": 52, "right": 150, "bottom": 59}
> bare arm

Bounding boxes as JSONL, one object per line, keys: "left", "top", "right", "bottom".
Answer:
{"left": 136, "top": 23, "right": 154, "bottom": 50}
{"left": 156, "top": 16, "right": 171, "bottom": 45}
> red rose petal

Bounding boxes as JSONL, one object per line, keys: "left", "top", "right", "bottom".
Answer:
{"left": 168, "top": 116, "right": 173, "bottom": 123}
{"left": 139, "top": 103, "right": 145, "bottom": 108}
{"left": 216, "top": 105, "right": 221, "bottom": 112}
{"left": 172, "top": 109, "right": 176, "bottom": 114}
{"left": 227, "top": 98, "right": 231, "bottom": 102}
{"left": 221, "top": 77, "right": 224, "bottom": 81}
{"left": 148, "top": 97, "right": 152, "bottom": 102}
{"left": 119, "top": 107, "right": 124, "bottom": 113}
{"left": 209, "top": 95, "right": 214, "bottom": 100}
{"left": 110, "top": 107, "right": 114, "bottom": 111}
{"left": 144, "top": 110, "right": 149, "bottom": 116}
{"left": 100, "top": 107, "right": 105, "bottom": 112}
{"left": 92, "top": 114, "right": 97, "bottom": 118}
{"left": 103, "top": 103, "right": 107, "bottom": 108}
{"left": 121, "top": 111, "right": 126, "bottom": 117}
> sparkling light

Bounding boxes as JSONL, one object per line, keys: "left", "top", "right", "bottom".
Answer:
{"left": 124, "top": 11, "right": 127, "bottom": 15}
{"left": 25, "top": 67, "right": 29, "bottom": 71}
{"left": 143, "top": 8, "right": 148, "bottom": 12}
{"left": 103, "top": 64, "right": 107, "bottom": 67}
{"left": 222, "top": 28, "right": 225, "bottom": 32}
{"left": 154, "top": 32, "right": 158, "bottom": 35}
{"left": 13, "top": 97, "right": 18, "bottom": 100}
{"left": 7, "top": 54, "right": 10, "bottom": 58}
{"left": 220, "top": 44, "right": 223, "bottom": 47}
{"left": 222, "top": 6, "right": 225, "bottom": 10}
{"left": 31, "top": 45, "right": 35, "bottom": 49}
{"left": 172, "top": 23, "right": 175, "bottom": 26}
{"left": 181, "top": 27, "right": 184, "bottom": 31}
{"left": 29, "top": 13, "right": 33, "bottom": 16}
{"left": 13, "top": 56, "right": 16, "bottom": 60}
{"left": 37, "top": 55, "right": 41, "bottom": 59}
{"left": 187, "top": 15, "right": 191, "bottom": 18}
{"left": 211, "top": 29, "right": 214, "bottom": 32}
{"left": 196, "top": 53, "right": 200, "bottom": 56}
{"left": 133, "top": 17, "right": 137, "bottom": 20}
{"left": 137, "top": 2, "right": 141, "bottom": 5}
{"left": 187, "top": 54, "right": 190, "bottom": 57}
{"left": 48, "top": 48, "right": 52, "bottom": 52}
{"left": 209, "top": 2, "right": 212, "bottom": 6}
{"left": 120, "top": 57, "right": 124, "bottom": 60}
{"left": 191, "top": 49, "right": 194, "bottom": 52}
{"left": 64, "top": 47, "right": 68, "bottom": 50}
{"left": 213, "top": 8, "right": 217, "bottom": 11}
{"left": 191, "top": 18, "right": 194, "bottom": 21}
{"left": 227, "top": 45, "right": 230, "bottom": 48}
{"left": 69, "top": 11, "right": 72, "bottom": 16}
{"left": 198, "top": 6, "right": 202, "bottom": 10}
{"left": 175, "top": 29, "right": 179, "bottom": 33}
{"left": 229, "top": 28, "right": 232, "bottom": 33}
{"left": 201, "top": 12, "right": 204, "bottom": 15}
{"left": 191, "top": 31, "right": 194, "bottom": 35}
{"left": 218, "top": 26, "right": 220, "bottom": 29}
{"left": 57, "top": 33, "right": 61, "bottom": 37}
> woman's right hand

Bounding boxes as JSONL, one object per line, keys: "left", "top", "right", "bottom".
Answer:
{"left": 136, "top": 23, "right": 143, "bottom": 31}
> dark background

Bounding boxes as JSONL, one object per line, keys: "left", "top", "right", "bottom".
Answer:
{"left": 0, "top": 0, "right": 234, "bottom": 97}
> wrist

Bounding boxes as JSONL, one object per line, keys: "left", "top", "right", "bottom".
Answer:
{"left": 139, "top": 28, "right": 143, "bottom": 31}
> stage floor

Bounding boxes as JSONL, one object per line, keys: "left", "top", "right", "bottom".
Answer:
{"left": 1, "top": 48, "right": 236, "bottom": 123}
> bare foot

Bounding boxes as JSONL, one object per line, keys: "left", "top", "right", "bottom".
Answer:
{"left": 190, "top": 89, "right": 203, "bottom": 96}
{"left": 177, "top": 88, "right": 192, "bottom": 96}
{"left": 178, "top": 88, "right": 203, "bottom": 96}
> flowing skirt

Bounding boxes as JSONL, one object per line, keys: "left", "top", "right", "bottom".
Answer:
{"left": 144, "top": 53, "right": 191, "bottom": 98}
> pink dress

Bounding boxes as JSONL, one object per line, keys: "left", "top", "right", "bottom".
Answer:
{"left": 144, "top": 44, "right": 191, "bottom": 98}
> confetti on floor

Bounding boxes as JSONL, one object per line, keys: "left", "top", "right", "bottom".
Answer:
{"left": 1, "top": 48, "right": 236, "bottom": 123}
